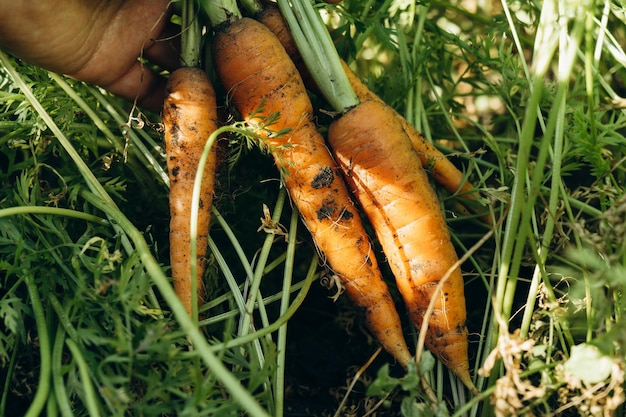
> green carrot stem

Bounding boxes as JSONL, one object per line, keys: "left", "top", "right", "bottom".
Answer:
{"left": 65, "top": 339, "right": 102, "bottom": 417}
{"left": 199, "top": 0, "right": 241, "bottom": 27}
{"left": 23, "top": 273, "right": 51, "bottom": 417}
{"left": 189, "top": 125, "right": 243, "bottom": 322}
{"left": 181, "top": 1, "right": 199, "bottom": 67}
{"left": 52, "top": 326, "right": 73, "bottom": 417}
{"left": 49, "top": 294, "right": 81, "bottom": 343}
{"left": 0, "top": 206, "right": 106, "bottom": 224}
{"left": 85, "top": 85, "right": 170, "bottom": 186}
{"left": 276, "top": 0, "right": 358, "bottom": 112}
{"left": 274, "top": 207, "right": 300, "bottom": 416}
{"left": 0, "top": 51, "right": 135, "bottom": 258}
{"left": 208, "top": 255, "right": 317, "bottom": 352}
{"left": 239, "top": 188, "right": 287, "bottom": 335}
{"left": 239, "top": 0, "right": 263, "bottom": 15}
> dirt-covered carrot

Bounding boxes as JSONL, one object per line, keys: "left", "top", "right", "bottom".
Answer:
{"left": 163, "top": 67, "right": 218, "bottom": 317}
{"left": 253, "top": 3, "right": 482, "bottom": 207}
{"left": 277, "top": 0, "right": 477, "bottom": 393}
{"left": 329, "top": 100, "right": 475, "bottom": 392}
{"left": 207, "top": 8, "right": 413, "bottom": 366}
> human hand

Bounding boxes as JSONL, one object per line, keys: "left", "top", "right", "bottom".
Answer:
{"left": 0, "top": 0, "right": 180, "bottom": 112}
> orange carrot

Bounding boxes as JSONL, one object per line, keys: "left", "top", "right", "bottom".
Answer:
{"left": 338, "top": 60, "right": 478, "bottom": 199}
{"left": 163, "top": 67, "right": 218, "bottom": 316}
{"left": 254, "top": 3, "right": 321, "bottom": 94}
{"left": 328, "top": 99, "right": 477, "bottom": 393}
{"left": 212, "top": 17, "right": 413, "bottom": 366}
{"left": 254, "top": 3, "right": 483, "bottom": 209}
{"left": 260, "top": 0, "right": 478, "bottom": 392}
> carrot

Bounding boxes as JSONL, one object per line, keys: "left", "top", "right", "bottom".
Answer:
{"left": 252, "top": 2, "right": 322, "bottom": 94}
{"left": 163, "top": 67, "right": 218, "bottom": 317}
{"left": 328, "top": 99, "right": 476, "bottom": 393}
{"left": 277, "top": 0, "right": 478, "bottom": 393}
{"left": 210, "top": 15, "right": 413, "bottom": 366}
{"left": 254, "top": 3, "right": 485, "bottom": 215}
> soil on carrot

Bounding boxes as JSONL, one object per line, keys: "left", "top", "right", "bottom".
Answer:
{"left": 311, "top": 166, "right": 335, "bottom": 189}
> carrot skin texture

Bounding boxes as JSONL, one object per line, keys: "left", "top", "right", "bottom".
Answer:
{"left": 338, "top": 60, "right": 477, "bottom": 198}
{"left": 328, "top": 100, "right": 476, "bottom": 393}
{"left": 340, "top": 62, "right": 493, "bottom": 226}
{"left": 212, "top": 18, "right": 412, "bottom": 366}
{"left": 163, "top": 68, "right": 218, "bottom": 316}
{"left": 255, "top": 3, "right": 319, "bottom": 94}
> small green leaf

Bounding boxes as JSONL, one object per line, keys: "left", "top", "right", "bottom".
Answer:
{"left": 563, "top": 344, "right": 613, "bottom": 384}
{"left": 0, "top": 297, "right": 26, "bottom": 334}
{"left": 401, "top": 360, "right": 420, "bottom": 391}
{"left": 366, "top": 364, "right": 400, "bottom": 397}
{"left": 418, "top": 350, "right": 436, "bottom": 374}
{"left": 400, "top": 396, "right": 449, "bottom": 417}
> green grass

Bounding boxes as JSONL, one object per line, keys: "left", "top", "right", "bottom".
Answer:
{"left": 1, "top": 0, "right": 626, "bottom": 415}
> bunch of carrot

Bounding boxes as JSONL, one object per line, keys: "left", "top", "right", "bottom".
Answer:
{"left": 160, "top": 0, "right": 481, "bottom": 396}
{"left": 163, "top": 0, "right": 413, "bottom": 366}
{"left": 209, "top": 4, "right": 414, "bottom": 368}
{"left": 270, "top": 0, "right": 479, "bottom": 393}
